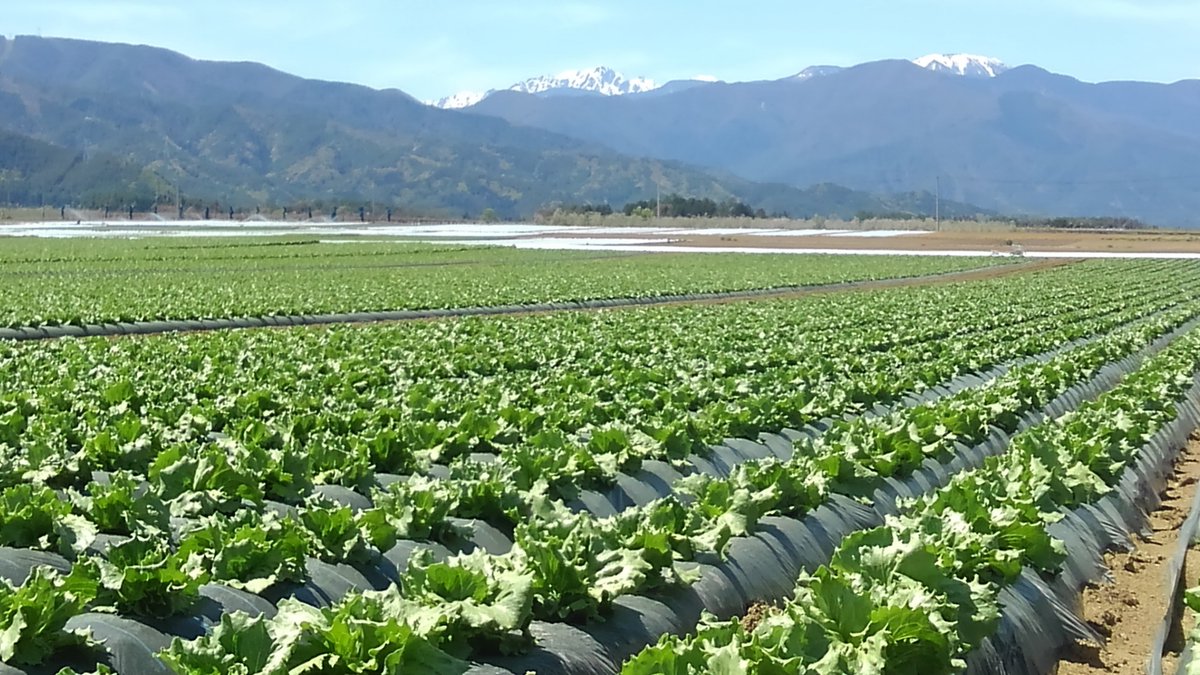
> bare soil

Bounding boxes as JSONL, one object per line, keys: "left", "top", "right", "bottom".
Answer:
{"left": 1059, "top": 437, "right": 1200, "bottom": 675}
{"left": 740, "top": 602, "right": 775, "bottom": 633}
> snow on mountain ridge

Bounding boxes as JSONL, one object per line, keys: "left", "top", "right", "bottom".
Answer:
{"left": 512, "top": 66, "right": 657, "bottom": 96}
{"left": 431, "top": 66, "right": 657, "bottom": 109}
{"left": 912, "top": 53, "right": 1009, "bottom": 78}
{"left": 428, "top": 55, "right": 1015, "bottom": 108}
{"left": 429, "top": 91, "right": 486, "bottom": 109}
{"left": 793, "top": 65, "right": 844, "bottom": 80}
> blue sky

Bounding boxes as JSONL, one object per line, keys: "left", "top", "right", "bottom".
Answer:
{"left": 6, "top": 0, "right": 1199, "bottom": 100}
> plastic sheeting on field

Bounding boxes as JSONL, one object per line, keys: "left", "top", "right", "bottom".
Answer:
{"left": 1, "top": 309, "right": 1193, "bottom": 675}
{"left": 964, "top": 375, "right": 1200, "bottom": 675}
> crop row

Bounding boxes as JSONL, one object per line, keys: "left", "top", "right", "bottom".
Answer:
{"left": 1184, "top": 586, "right": 1200, "bottom": 674}
{"left": 139, "top": 283, "right": 1200, "bottom": 672}
{"left": 3, "top": 264, "right": 1199, "bottom": 673}
{"left": 0, "top": 238, "right": 1005, "bottom": 328}
{"left": 0, "top": 239, "right": 477, "bottom": 267}
{"left": 618, "top": 318, "right": 1200, "bottom": 674}
{"left": 2, "top": 261, "right": 1191, "bottom": 504}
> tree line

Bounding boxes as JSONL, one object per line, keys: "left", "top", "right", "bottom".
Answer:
{"left": 544, "top": 195, "right": 773, "bottom": 219}
{"left": 623, "top": 195, "right": 770, "bottom": 218}
{"left": 1010, "top": 216, "right": 1151, "bottom": 230}
{"left": 851, "top": 210, "right": 1154, "bottom": 230}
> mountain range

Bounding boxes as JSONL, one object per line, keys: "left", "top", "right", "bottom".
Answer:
{"left": 431, "top": 66, "right": 659, "bottom": 109}
{"left": 454, "top": 55, "right": 1200, "bottom": 226}
{"left": 0, "top": 36, "right": 984, "bottom": 220}
{"left": 430, "top": 54, "right": 1007, "bottom": 109}
{"left": 0, "top": 36, "right": 1197, "bottom": 225}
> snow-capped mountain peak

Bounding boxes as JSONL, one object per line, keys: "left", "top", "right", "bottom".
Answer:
{"left": 793, "top": 65, "right": 844, "bottom": 80}
{"left": 912, "top": 53, "right": 1009, "bottom": 78}
{"left": 512, "top": 66, "right": 657, "bottom": 96}
{"left": 430, "top": 66, "right": 658, "bottom": 109}
{"left": 429, "top": 91, "right": 486, "bottom": 110}
{"left": 427, "top": 55, "right": 1016, "bottom": 108}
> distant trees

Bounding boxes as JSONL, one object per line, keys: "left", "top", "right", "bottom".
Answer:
{"left": 534, "top": 194, "right": 776, "bottom": 222}
{"left": 1011, "top": 216, "right": 1151, "bottom": 230}
{"left": 621, "top": 194, "right": 767, "bottom": 218}
{"left": 849, "top": 212, "right": 1154, "bottom": 230}
{"left": 854, "top": 210, "right": 923, "bottom": 221}
{"left": 532, "top": 202, "right": 618, "bottom": 222}
{"left": 554, "top": 203, "right": 614, "bottom": 216}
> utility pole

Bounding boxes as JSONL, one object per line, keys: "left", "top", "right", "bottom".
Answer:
{"left": 935, "top": 176, "right": 941, "bottom": 232}
{"left": 656, "top": 181, "right": 661, "bottom": 219}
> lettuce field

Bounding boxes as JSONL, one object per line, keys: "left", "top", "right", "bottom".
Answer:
{"left": 1, "top": 239, "right": 1198, "bottom": 675}
{"left": 0, "top": 239, "right": 1005, "bottom": 328}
